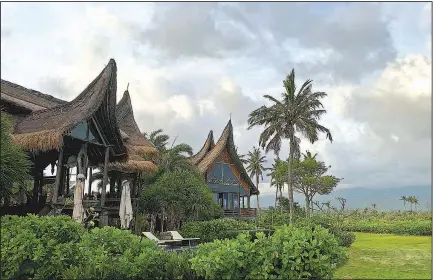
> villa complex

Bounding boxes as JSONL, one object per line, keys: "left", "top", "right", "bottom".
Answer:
{"left": 0, "top": 59, "right": 258, "bottom": 225}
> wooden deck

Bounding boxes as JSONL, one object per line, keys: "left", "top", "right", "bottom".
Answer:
{"left": 223, "top": 208, "right": 257, "bottom": 218}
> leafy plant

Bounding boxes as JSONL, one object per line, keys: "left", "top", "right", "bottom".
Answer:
{"left": 180, "top": 218, "right": 257, "bottom": 242}
{"left": 190, "top": 225, "right": 347, "bottom": 279}
{"left": 0, "top": 112, "right": 32, "bottom": 202}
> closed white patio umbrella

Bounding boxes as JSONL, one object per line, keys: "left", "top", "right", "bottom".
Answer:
{"left": 119, "top": 180, "right": 133, "bottom": 229}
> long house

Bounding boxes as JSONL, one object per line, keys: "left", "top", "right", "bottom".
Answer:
{"left": 190, "top": 120, "right": 259, "bottom": 217}
{"left": 0, "top": 59, "right": 158, "bottom": 226}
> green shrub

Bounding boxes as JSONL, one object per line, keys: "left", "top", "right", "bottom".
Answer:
{"left": 342, "top": 219, "right": 432, "bottom": 236}
{"left": 180, "top": 218, "right": 258, "bottom": 242}
{"left": 1, "top": 214, "right": 86, "bottom": 279}
{"left": 329, "top": 228, "right": 356, "bottom": 247}
{"left": 191, "top": 225, "right": 347, "bottom": 279}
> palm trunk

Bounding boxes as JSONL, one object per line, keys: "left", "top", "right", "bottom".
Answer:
{"left": 256, "top": 174, "right": 260, "bottom": 217}
{"left": 287, "top": 139, "right": 294, "bottom": 223}
{"left": 274, "top": 185, "right": 278, "bottom": 208}
{"left": 305, "top": 195, "right": 310, "bottom": 218}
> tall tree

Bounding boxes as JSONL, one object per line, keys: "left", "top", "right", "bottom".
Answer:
{"left": 292, "top": 151, "right": 341, "bottom": 217}
{"left": 244, "top": 147, "right": 268, "bottom": 213}
{"left": 399, "top": 196, "right": 407, "bottom": 211}
{"left": 143, "top": 129, "right": 170, "bottom": 152}
{"left": 0, "top": 112, "right": 32, "bottom": 202}
{"left": 247, "top": 69, "right": 332, "bottom": 222}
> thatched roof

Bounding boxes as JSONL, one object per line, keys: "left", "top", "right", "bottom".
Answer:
{"left": 189, "top": 130, "right": 215, "bottom": 165}
{"left": 110, "top": 89, "right": 159, "bottom": 174}
{"left": 196, "top": 120, "right": 259, "bottom": 195}
{"left": 12, "top": 59, "right": 126, "bottom": 158}
{"left": 106, "top": 147, "right": 158, "bottom": 174}
{"left": 1, "top": 79, "right": 66, "bottom": 112}
{"left": 116, "top": 90, "right": 158, "bottom": 159}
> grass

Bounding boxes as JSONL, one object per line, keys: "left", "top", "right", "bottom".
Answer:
{"left": 335, "top": 232, "right": 432, "bottom": 279}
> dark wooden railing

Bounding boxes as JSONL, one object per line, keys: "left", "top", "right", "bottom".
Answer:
{"left": 223, "top": 208, "right": 257, "bottom": 217}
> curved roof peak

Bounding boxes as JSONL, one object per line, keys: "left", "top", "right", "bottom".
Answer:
{"left": 189, "top": 130, "right": 215, "bottom": 165}
{"left": 13, "top": 59, "right": 126, "bottom": 157}
{"left": 115, "top": 88, "right": 158, "bottom": 158}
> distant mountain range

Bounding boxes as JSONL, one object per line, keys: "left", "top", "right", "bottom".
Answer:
{"left": 257, "top": 185, "right": 432, "bottom": 211}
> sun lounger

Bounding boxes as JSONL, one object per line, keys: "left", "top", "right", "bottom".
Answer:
{"left": 168, "top": 231, "right": 200, "bottom": 247}
{"left": 142, "top": 232, "right": 182, "bottom": 246}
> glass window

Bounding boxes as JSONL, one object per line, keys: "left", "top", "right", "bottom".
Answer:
{"left": 228, "top": 193, "right": 234, "bottom": 210}
{"left": 223, "top": 193, "right": 228, "bottom": 209}
{"left": 70, "top": 122, "right": 87, "bottom": 140}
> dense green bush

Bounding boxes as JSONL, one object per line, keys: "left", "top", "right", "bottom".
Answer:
{"left": 191, "top": 225, "right": 347, "bottom": 279}
{"left": 1, "top": 214, "right": 86, "bottom": 279}
{"left": 180, "top": 218, "right": 258, "bottom": 242}
{"left": 328, "top": 228, "right": 356, "bottom": 247}
{"left": 342, "top": 219, "right": 432, "bottom": 236}
{"left": 1, "top": 215, "right": 196, "bottom": 280}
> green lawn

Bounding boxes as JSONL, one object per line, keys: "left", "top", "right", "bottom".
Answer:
{"left": 335, "top": 232, "right": 432, "bottom": 279}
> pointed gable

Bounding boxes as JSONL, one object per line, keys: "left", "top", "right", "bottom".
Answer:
{"left": 189, "top": 130, "right": 215, "bottom": 165}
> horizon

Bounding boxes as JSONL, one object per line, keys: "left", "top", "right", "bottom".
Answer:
{"left": 1, "top": 2, "right": 432, "bottom": 200}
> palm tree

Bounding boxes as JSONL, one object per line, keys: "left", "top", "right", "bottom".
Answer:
{"left": 244, "top": 147, "right": 268, "bottom": 214}
{"left": 144, "top": 129, "right": 170, "bottom": 152}
{"left": 235, "top": 146, "right": 248, "bottom": 165}
{"left": 267, "top": 158, "right": 288, "bottom": 210}
{"left": 414, "top": 197, "right": 419, "bottom": 211}
{"left": 247, "top": 69, "right": 332, "bottom": 222}
{"left": 399, "top": 196, "right": 407, "bottom": 211}
{"left": 161, "top": 143, "right": 194, "bottom": 172}
{"left": 407, "top": 196, "right": 419, "bottom": 212}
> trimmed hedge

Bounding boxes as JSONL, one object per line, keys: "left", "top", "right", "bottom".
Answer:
{"left": 191, "top": 225, "right": 347, "bottom": 279}
{"left": 180, "top": 218, "right": 259, "bottom": 242}
{"left": 342, "top": 219, "right": 432, "bottom": 236}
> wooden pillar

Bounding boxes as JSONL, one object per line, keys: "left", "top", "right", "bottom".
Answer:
{"left": 32, "top": 175, "right": 38, "bottom": 205}
{"left": 238, "top": 184, "right": 241, "bottom": 216}
{"left": 109, "top": 175, "right": 116, "bottom": 196}
{"left": 247, "top": 195, "right": 251, "bottom": 209}
{"left": 52, "top": 148, "right": 64, "bottom": 204}
{"left": 38, "top": 170, "right": 43, "bottom": 201}
{"left": 99, "top": 147, "right": 110, "bottom": 227}
{"left": 101, "top": 147, "right": 110, "bottom": 208}
{"left": 116, "top": 176, "right": 122, "bottom": 197}
{"left": 66, "top": 167, "right": 70, "bottom": 195}
{"left": 88, "top": 167, "right": 93, "bottom": 196}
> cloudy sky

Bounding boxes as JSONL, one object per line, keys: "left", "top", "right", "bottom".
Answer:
{"left": 1, "top": 2, "right": 432, "bottom": 207}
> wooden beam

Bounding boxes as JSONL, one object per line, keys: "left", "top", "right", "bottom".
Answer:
{"left": 52, "top": 148, "right": 64, "bottom": 204}
{"left": 88, "top": 167, "right": 93, "bottom": 195}
{"left": 101, "top": 146, "right": 110, "bottom": 207}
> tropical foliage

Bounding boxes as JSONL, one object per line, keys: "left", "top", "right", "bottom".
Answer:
{"left": 247, "top": 69, "right": 332, "bottom": 220}
{"left": 180, "top": 218, "right": 257, "bottom": 242}
{"left": 0, "top": 112, "right": 32, "bottom": 202}
{"left": 293, "top": 150, "right": 341, "bottom": 217}
{"left": 139, "top": 169, "right": 217, "bottom": 232}
{"left": 243, "top": 146, "right": 267, "bottom": 211}
{"left": 143, "top": 129, "right": 170, "bottom": 152}
{"left": 2, "top": 215, "right": 348, "bottom": 280}
{"left": 190, "top": 225, "right": 346, "bottom": 279}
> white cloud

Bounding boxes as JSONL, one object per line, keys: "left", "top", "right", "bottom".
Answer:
{"left": 1, "top": 2, "right": 431, "bottom": 207}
